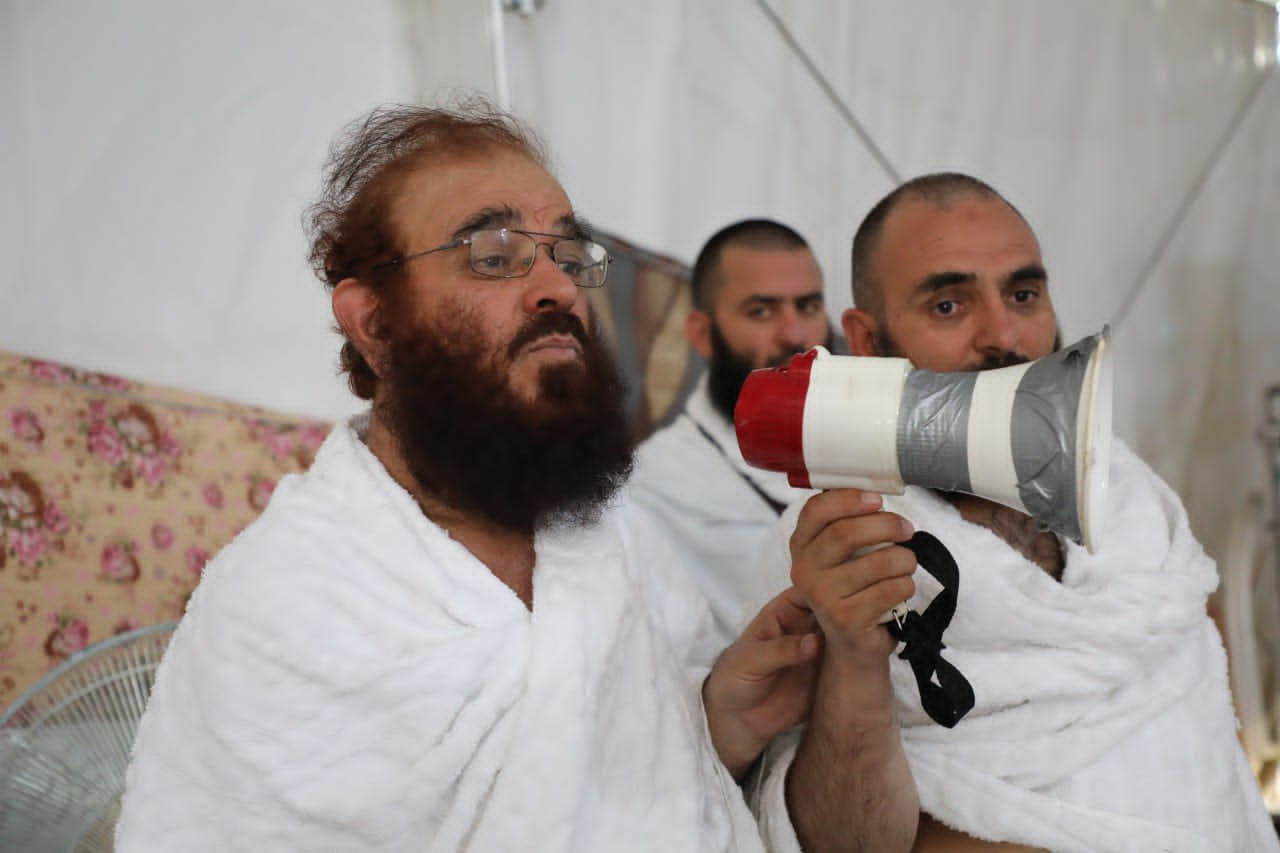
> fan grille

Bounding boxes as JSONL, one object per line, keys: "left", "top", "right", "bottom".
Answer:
{"left": 0, "top": 621, "right": 177, "bottom": 852}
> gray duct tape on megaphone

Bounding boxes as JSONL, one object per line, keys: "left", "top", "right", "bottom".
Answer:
{"left": 899, "top": 328, "right": 1113, "bottom": 550}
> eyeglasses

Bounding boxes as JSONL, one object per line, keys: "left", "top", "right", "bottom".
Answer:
{"left": 373, "top": 228, "right": 610, "bottom": 288}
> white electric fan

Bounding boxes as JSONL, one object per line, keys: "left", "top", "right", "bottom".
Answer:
{"left": 0, "top": 621, "right": 177, "bottom": 852}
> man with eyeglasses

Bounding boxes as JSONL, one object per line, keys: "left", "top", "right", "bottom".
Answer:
{"left": 115, "top": 102, "right": 920, "bottom": 852}
{"left": 631, "top": 219, "right": 833, "bottom": 648}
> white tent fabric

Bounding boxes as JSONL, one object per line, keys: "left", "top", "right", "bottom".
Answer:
{"left": 3, "top": 0, "right": 1277, "bottom": 567}
{"left": 1, "top": 0, "right": 420, "bottom": 420}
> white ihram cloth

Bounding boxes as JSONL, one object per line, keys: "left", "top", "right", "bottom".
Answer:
{"left": 631, "top": 373, "right": 815, "bottom": 647}
{"left": 749, "top": 440, "right": 1278, "bottom": 852}
{"left": 116, "top": 417, "right": 803, "bottom": 852}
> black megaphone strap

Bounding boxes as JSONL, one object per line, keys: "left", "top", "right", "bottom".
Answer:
{"left": 886, "top": 531, "right": 975, "bottom": 728}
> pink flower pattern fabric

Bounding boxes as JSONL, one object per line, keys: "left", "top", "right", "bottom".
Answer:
{"left": 0, "top": 349, "right": 330, "bottom": 708}
{"left": 83, "top": 400, "right": 182, "bottom": 489}
{"left": 9, "top": 408, "right": 45, "bottom": 447}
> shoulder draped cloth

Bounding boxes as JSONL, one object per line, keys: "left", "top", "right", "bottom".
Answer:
{"left": 885, "top": 440, "right": 1278, "bottom": 852}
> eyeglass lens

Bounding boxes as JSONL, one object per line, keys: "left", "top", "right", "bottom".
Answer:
{"left": 469, "top": 229, "right": 607, "bottom": 287}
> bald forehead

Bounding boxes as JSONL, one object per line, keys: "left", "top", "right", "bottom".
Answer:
{"left": 869, "top": 192, "right": 1044, "bottom": 313}
{"left": 889, "top": 186, "right": 1026, "bottom": 232}
{"left": 877, "top": 193, "right": 1038, "bottom": 267}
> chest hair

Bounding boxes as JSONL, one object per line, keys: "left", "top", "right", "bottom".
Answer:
{"left": 944, "top": 494, "right": 1065, "bottom": 580}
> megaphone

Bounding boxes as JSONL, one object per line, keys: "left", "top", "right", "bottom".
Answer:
{"left": 734, "top": 327, "right": 1113, "bottom": 552}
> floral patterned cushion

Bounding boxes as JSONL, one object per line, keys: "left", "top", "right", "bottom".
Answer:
{"left": 0, "top": 350, "right": 330, "bottom": 711}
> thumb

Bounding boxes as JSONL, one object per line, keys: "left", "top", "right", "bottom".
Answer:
{"left": 736, "top": 631, "right": 822, "bottom": 681}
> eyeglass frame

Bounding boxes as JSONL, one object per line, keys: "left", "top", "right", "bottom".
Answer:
{"left": 369, "top": 227, "right": 610, "bottom": 288}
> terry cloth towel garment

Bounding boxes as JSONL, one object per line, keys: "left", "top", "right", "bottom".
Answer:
{"left": 116, "top": 417, "right": 803, "bottom": 852}
{"left": 631, "top": 372, "right": 815, "bottom": 646}
{"left": 884, "top": 439, "right": 1279, "bottom": 852}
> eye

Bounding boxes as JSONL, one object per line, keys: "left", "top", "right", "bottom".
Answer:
{"left": 474, "top": 252, "right": 514, "bottom": 274}
{"left": 1011, "top": 288, "right": 1038, "bottom": 304}
{"left": 932, "top": 299, "right": 959, "bottom": 317}
{"left": 553, "top": 241, "right": 589, "bottom": 276}
{"left": 797, "top": 296, "right": 825, "bottom": 316}
{"left": 468, "top": 229, "right": 527, "bottom": 277}
{"left": 745, "top": 304, "right": 775, "bottom": 321}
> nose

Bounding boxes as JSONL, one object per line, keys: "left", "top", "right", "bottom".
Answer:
{"left": 775, "top": 305, "right": 810, "bottom": 350}
{"left": 973, "top": 298, "right": 1020, "bottom": 357}
{"left": 521, "top": 244, "right": 580, "bottom": 314}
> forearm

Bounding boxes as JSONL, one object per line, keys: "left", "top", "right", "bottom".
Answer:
{"left": 786, "top": 654, "right": 917, "bottom": 853}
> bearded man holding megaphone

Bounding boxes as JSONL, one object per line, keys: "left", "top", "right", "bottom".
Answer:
{"left": 734, "top": 174, "right": 1277, "bottom": 853}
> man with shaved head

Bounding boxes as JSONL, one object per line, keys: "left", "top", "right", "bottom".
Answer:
{"left": 632, "top": 219, "right": 832, "bottom": 647}
{"left": 745, "top": 173, "right": 1278, "bottom": 851}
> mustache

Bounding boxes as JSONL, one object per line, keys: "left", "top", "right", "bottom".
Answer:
{"left": 506, "top": 311, "right": 590, "bottom": 360}
{"left": 974, "top": 351, "right": 1031, "bottom": 371}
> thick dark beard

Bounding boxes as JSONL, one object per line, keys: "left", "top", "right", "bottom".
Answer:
{"left": 377, "top": 303, "right": 634, "bottom": 534}
{"left": 705, "top": 321, "right": 833, "bottom": 423}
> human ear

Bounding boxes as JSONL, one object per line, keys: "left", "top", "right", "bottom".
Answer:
{"left": 684, "top": 310, "right": 714, "bottom": 361}
{"left": 331, "top": 278, "right": 389, "bottom": 378}
{"left": 841, "top": 308, "right": 881, "bottom": 357}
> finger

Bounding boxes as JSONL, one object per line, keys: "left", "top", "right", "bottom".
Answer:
{"left": 739, "top": 587, "right": 815, "bottom": 643}
{"left": 803, "top": 543, "right": 918, "bottom": 603}
{"left": 826, "top": 579, "right": 915, "bottom": 639}
{"left": 803, "top": 537, "right": 916, "bottom": 591}
{"left": 814, "top": 569, "right": 916, "bottom": 628}
{"left": 790, "top": 512, "right": 915, "bottom": 586}
{"left": 790, "top": 489, "right": 884, "bottom": 553}
{"left": 742, "top": 586, "right": 819, "bottom": 642}
{"left": 731, "top": 631, "right": 822, "bottom": 682}
{"left": 809, "top": 564, "right": 917, "bottom": 636}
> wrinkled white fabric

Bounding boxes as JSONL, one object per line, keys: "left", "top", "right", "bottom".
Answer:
{"left": 116, "top": 417, "right": 802, "bottom": 852}
{"left": 631, "top": 373, "right": 815, "bottom": 647}
{"left": 749, "top": 440, "right": 1278, "bottom": 852}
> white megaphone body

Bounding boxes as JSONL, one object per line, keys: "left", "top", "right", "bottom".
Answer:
{"left": 734, "top": 327, "right": 1113, "bottom": 553}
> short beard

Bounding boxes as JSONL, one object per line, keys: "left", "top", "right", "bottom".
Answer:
{"left": 705, "top": 321, "right": 832, "bottom": 423}
{"left": 376, "top": 303, "right": 634, "bottom": 534}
